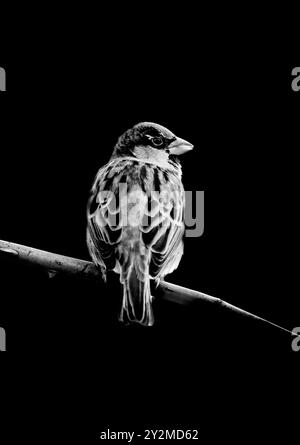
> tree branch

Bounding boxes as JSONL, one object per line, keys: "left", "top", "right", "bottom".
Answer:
{"left": 0, "top": 239, "right": 298, "bottom": 338}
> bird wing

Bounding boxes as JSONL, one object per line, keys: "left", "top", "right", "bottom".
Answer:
{"left": 87, "top": 161, "right": 124, "bottom": 273}
{"left": 87, "top": 159, "right": 185, "bottom": 283}
{"left": 141, "top": 167, "right": 185, "bottom": 282}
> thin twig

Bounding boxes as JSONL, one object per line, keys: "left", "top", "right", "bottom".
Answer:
{"left": 0, "top": 239, "right": 298, "bottom": 337}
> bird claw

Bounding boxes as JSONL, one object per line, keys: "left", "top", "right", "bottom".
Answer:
{"left": 100, "top": 266, "right": 107, "bottom": 283}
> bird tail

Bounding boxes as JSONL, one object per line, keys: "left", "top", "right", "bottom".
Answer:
{"left": 119, "top": 264, "right": 154, "bottom": 327}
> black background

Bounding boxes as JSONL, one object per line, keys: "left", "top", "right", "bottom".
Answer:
{"left": 0, "top": 11, "right": 299, "bottom": 442}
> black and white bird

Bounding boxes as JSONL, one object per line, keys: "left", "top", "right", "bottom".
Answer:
{"left": 87, "top": 123, "right": 193, "bottom": 326}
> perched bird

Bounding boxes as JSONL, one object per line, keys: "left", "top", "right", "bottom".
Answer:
{"left": 87, "top": 122, "right": 193, "bottom": 326}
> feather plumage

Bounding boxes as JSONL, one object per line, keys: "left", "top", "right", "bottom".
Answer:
{"left": 87, "top": 123, "right": 193, "bottom": 326}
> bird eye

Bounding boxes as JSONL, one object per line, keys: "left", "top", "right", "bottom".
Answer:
{"left": 152, "top": 137, "right": 163, "bottom": 147}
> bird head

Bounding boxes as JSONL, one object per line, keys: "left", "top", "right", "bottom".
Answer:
{"left": 112, "top": 122, "right": 193, "bottom": 163}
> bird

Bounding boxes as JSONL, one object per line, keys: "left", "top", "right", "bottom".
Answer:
{"left": 86, "top": 122, "right": 193, "bottom": 326}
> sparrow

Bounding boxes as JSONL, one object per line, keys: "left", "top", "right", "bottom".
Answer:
{"left": 87, "top": 122, "right": 193, "bottom": 326}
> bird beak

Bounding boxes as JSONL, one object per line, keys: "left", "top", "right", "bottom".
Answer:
{"left": 168, "top": 137, "right": 194, "bottom": 155}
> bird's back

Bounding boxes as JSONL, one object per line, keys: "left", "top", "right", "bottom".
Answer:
{"left": 87, "top": 156, "right": 185, "bottom": 325}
